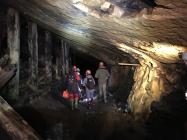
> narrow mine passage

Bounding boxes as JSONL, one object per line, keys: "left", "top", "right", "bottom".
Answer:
{"left": 16, "top": 48, "right": 136, "bottom": 140}
{"left": 70, "top": 48, "right": 99, "bottom": 77}
{"left": 1, "top": 1, "right": 187, "bottom": 140}
{"left": 69, "top": 47, "right": 135, "bottom": 105}
{"left": 0, "top": 7, "right": 136, "bottom": 139}
{"left": 16, "top": 44, "right": 137, "bottom": 140}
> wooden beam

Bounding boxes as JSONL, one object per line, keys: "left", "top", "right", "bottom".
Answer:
{"left": 64, "top": 42, "right": 70, "bottom": 74}
{"left": 61, "top": 40, "right": 66, "bottom": 76}
{"left": 118, "top": 62, "right": 140, "bottom": 66}
{"left": 7, "top": 8, "right": 20, "bottom": 100}
{"left": 28, "top": 22, "right": 38, "bottom": 89}
{"left": 0, "top": 96, "right": 41, "bottom": 140}
{"left": 44, "top": 31, "right": 52, "bottom": 82}
{"left": 55, "top": 57, "right": 60, "bottom": 80}
{"left": 54, "top": 43, "right": 61, "bottom": 80}
{"left": 0, "top": 68, "right": 16, "bottom": 90}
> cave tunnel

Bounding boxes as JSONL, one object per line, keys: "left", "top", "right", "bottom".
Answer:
{"left": 70, "top": 48, "right": 99, "bottom": 78}
{"left": 0, "top": 0, "right": 187, "bottom": 140}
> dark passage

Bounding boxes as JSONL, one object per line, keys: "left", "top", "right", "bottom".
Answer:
{"left": 70, "top": 48, "right": 101, "bottom": 77}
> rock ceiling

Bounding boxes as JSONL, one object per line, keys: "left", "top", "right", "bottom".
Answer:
{"left": 2, "top": 0, "right": 187, "bottom": 64}
{"left": 2, "top": 0, "right": 187, "bottom": 118}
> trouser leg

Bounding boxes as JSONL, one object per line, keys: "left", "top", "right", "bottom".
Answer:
{"left": 74, "top": 93, "right": 79, "bottom": 109}
{"left": 86, "top": 90, "right": 94, "bottom": 102}
{"left": 69, "top": 94, "right": 74, "bottom": 110}
{"left": 90, "top": 90, "right": 94, "bottom": 100}
{"left": 86, "top": 89, "right": 91, "bottom": 100}
{"left": 99, "top": 84, "right": 103, "bottom": 97}
{"left": 70, "top": 99, "right": 74, "bottom": 110}
{"left": 103, "top": 83, "right": 107, "bottom": 103}
{"left": 74, "top": 98, "right": 78, "bottom": 109}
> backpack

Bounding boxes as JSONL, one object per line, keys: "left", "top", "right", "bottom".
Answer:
{"left": 67, "top": 74, "right": 76, "bottom": 84}
{"left": 67, "top": 73, "right": 78, "bottom": 93}
{"left": 86, "top": 77, "right": 95, "bottom": 90}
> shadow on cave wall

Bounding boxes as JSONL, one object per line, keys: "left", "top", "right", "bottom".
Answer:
{"left": 146, "top": 89, "right": 187, "bottom": 140}
{"left": 109, "top": 66, "right": 134, "bottom": 103}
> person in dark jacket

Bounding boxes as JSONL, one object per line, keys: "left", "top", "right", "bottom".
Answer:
{"left": 66, "top": 68, "right": 79, "bottom": 110}
{"left": 83, "top": 69, "right": 95, "bottom": 102}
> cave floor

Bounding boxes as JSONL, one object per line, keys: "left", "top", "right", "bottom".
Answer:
{"left": 15, "top": 79, "right": 187, "bottom": 140}
{"left": 15, "top": 93, "right": 147, "bottom": 140}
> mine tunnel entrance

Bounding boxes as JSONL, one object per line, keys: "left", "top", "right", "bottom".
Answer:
{"left": 1, "top": 3, "right": 186, "bottom": 140}
{"left": 15, "top": 46, "right": 135, "bottom": 140}
{"left": 0, "top": 9, "right": 136, "bottom": 139}
{"left": 17, "top": 44, "right": 136, "bottom": 140}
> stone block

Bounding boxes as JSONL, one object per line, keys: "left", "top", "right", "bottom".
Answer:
{"left": 100, "top": 1, "right": 111, "bottom": 11}
{"left": 111, "top": 5, "right": 125, "bottom": 18}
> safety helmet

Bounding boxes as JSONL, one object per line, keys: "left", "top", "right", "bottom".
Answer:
{"left": 85, "top": 69, "right": 91, "bottom": 75}
{"left": 99, "top": 61, "right": 104, "bottom": 67}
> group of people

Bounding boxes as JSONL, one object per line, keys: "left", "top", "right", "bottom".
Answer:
{"left": 65, "top": 61, "right": 110, "bottom": 110}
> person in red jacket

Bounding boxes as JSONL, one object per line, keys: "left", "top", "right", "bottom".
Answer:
{"left": 73, "top": 65, "right": 82, "bottom": 96}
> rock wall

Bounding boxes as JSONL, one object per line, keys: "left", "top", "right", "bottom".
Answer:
{"left": 115, "top": 42, "right": 187, "bottom": 119}
{"left": 128, "top": 58, "right": 186, "bottom": 119}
